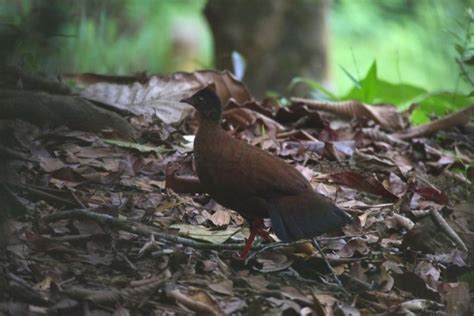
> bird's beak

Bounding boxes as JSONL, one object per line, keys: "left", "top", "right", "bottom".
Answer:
{"left": 180, "top": 97, "right": 195, "bottom": 107}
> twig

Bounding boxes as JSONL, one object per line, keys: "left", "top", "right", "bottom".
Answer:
{"left": 17, "top": 184, "right": 78, "bottom": 207}
{"left": 312, "top": 238, "right": 349, "bottom": 295}
{"left": 117, "top": 252, "right": 137, "bottom": 271}
{"left": 245, "top": 234, "right": 364, "bottom": 264}
{"left": 65, "top": 279, "right": 163, "bottom": 306}
{"left": 43, "top": 209, "right": 368, "bottom": 258}
{"left": 430, "top": 209, "right": 468, "bottom": 252}
{"left": 42, "top": 209, "right": 255, "bottom": 252}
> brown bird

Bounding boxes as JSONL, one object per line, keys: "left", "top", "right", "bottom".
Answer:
{"left": 181, "top": 85, "right": 351, "bottom": 257}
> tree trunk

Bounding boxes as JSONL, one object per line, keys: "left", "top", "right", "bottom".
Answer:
{"left": 205, "top": 0, "right": 330, "bottom": 97}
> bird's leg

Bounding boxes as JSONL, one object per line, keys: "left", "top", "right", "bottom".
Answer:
{"left": 240, "top": 228, "right": 256, "bottom": 258}
{"left": 253, "top": 218, "right": 273, "bottom": 242}
{"left": 240, "top": 218, "right": 273, "bottom": 258}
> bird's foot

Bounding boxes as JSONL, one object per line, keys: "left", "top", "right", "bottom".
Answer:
{"left": 239, "top": 218, "right": 274, "bottom": 258}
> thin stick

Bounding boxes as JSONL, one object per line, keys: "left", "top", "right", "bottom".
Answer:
{"left": 245, "top": 234, "right": 365, "bottom": 264}
{"left": 43, "top": 209, "right": 255, "bottom": 251}
{"left": 312, "top": 238, "right": 349, "bottom": 295}
{"left": 430, "top": 209, "right": 468, "bottom": 252}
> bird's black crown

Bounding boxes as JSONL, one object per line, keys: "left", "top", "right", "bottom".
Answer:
{"left": 181, "top": 84, "right": 222, "bottom": 122}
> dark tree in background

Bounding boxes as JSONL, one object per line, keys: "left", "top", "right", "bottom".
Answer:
{"left": 205, "top": 0, "right": 330, "bottom": 97}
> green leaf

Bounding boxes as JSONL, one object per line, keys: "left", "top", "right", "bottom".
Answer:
{"left": 455, "top": 43, "right": 466, "bottom": 56}
{"left": 342, "top": 61, "right": 426, "bottom": 106}
{"left": 339, "top": 64, "right": 361, "bottom": 89}
{"left": 446, "top": 29, "right": 463, "bottom": 42}
{"left": 169, "top": 224, "right": 240, "bottom": 244}
{"left": 288, "top": 77, "right": 338, "bottom": 100}
{"left": 410, "top": 91, "right": 473, "bottom": 124}
{"left": 410, "top": 108, "right": 430, "bottom": 125}
{"left": 103, "top": 139, "right": 170, "bottom": 153}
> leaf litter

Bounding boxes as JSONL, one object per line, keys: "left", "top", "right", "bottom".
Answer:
{"left": 0, "top": 70, "right": 473, "bottom": 315}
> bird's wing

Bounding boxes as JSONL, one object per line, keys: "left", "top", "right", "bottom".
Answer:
{"left": 197, "top": 135, "right": 311, "bottom": 199}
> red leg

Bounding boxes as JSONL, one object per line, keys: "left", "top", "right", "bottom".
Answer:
{"left": 256, "top": 226, "right": 272, "bottom": 242}
{"left": 240, "top": 218, "right": 274, "bottom": 258}
{"left": 251, "top": 218, "right": 273, "bottom": 242}
{"left": 240, "top": 227, "right": 256, "bottom": 258}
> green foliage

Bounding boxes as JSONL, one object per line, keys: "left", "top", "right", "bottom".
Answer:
{"left": 297, "top": 61, "right": 473, "bottom": 124}
{"left": 0, "top": 0, "right": 212, "bottom": 74}
{"left": 341, "top": 62, "right": 425, "bottom": 106}
{"left": 331, "top": 0, "right": 471, "bottom": 94}
{"left": 412, "top": 92, "right": 472, "bottom": 124}
{"left": 453, "top": 7, "right": 474, "bottom": 89}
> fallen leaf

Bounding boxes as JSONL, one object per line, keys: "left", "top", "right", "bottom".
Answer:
{"left": 209, "top": 280, "right": 234, "bottom": 296}
{"left": 210, "top": 209, "right": 231, "bottom": 227}
{"left": 170, "top": 224, "right": 240, "bottom": 244}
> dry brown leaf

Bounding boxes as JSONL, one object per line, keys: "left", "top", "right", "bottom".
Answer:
{"left": 291, "top": 98, "right": 406, "bottom": 131}
{"left": 223, "top": 107, "right": 285, "bottom": 134}
{"left": 394, "top": 105, "right": 474, "bottom": 140}
{"left": 208, "top": 280, "right": 234, "bottom": 296}
{"left": 69, "top": 70, "right": 252, "bottom": 124}
{"left": 210, "top": 209, "right": 231, "bottom": 227}
{"left": 444, "top": 282, "right": 471, "bottom": 316}
{"left": 312, "top": 294, "right": 337, "bottom": 316}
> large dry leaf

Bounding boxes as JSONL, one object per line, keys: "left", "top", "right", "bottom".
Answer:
{"left": 291, "top": 98, "right": 406, "bottom": 131}
{"left": 394, "top": 105, "right": 474, "bottom": 140}
{"left": 69, "top": 70, "right": 252, "bottom": 124}
{"left": 330, "top": 172, "right": 399, "bottom": 200}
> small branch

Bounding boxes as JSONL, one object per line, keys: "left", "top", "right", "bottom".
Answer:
{"left": 245, "top": 234, "right": 364, "bottom": 264}
{"left": 43, "top": 209, "right": 366, "bottom": 258}
{"left": 42, "top": 209, "right": 253, "bottom": 252}
{"left": 430, "top": 209, "right": 469, "bottom": 252}
{"left": 312, "top": 238, "right": 349, "bottom": 295}
{"left": 393, "top": 105, "right": 474, "bottom": 140}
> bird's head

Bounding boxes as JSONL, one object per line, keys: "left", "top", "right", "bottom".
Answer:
{"left": 181, "top": 83, "right": 222, "bottom": 122}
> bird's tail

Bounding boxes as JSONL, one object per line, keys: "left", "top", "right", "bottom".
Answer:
{"left": 268, "top": 193, "right": 352, "bottom": 242}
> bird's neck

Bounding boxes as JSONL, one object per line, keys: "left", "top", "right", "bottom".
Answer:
{"left": 195, "top": 118, "right": 225, "bottom": 145}
{"left": 198, "top": 117, "right": 221, "bottom": 129}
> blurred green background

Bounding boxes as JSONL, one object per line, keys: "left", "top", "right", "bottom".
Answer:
{"left": 1, "top": 0, "right": 472, "bottom": 96}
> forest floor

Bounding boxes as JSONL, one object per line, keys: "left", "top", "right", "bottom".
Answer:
{"left": 0, "top": 70, "right": 473, "bottom": 315}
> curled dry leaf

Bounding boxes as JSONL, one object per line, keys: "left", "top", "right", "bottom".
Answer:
{"left": 394, "top": 105, "right": 474, "bottom": 140}
{"left": 291, "top": 98, "right": 406, "bottom": 131}
{"left": 223, "top": 107, "right": 286, "bottom": 134}
{"left": 414, "top": 187, "right": 449, "bottom": 205}
{"left": 330, "top": 172, "right": 399, "bottom": 200}
{"left": 389, "top": 213, "right": 415, "bottom": 231}
{"left": 210, "top": 209, "right": 231, "bottom": 227}
{"left": 252, "top": 252, "right": 294, "bottom": 273}
{"left": 208, "top": 280, "right": 234, "bottom": 296}
{"left": 70, "top": 70, "right": 252, "bottom": 124}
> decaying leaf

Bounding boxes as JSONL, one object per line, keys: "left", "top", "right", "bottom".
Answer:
{"left": 70, "top": 70, "right": 252, "bottom": 124}
{"left": 170, "top": 223, "right": 240, "bottom": 244}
